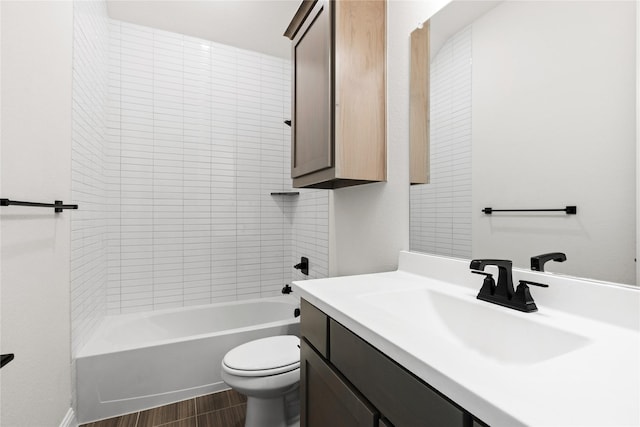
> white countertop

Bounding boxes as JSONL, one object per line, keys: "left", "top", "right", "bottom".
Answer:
{"left": 292, "top": 251, "right": 640, "bottom": 427}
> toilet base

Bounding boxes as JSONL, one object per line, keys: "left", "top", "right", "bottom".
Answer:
{"left": 244, "top": 388, "right": 299, "bottom": 427}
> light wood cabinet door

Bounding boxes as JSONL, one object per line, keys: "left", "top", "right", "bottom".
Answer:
{"left": 410, "top": 21, "right": 430, "bottom": 184}
{"left": 291, "top": 0, "right": 332, "bottom": 179}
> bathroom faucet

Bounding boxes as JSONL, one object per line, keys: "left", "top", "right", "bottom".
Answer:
{"left": 470, "top": 259, "right": 548, "bottom": 312}
{"left": 531, "top": 252, "right": 567, "bottom": 272}
{"left": 469, "top": 259, "right": 514, "bottom": 299}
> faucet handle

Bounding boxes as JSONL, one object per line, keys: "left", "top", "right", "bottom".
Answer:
{"left": 511, "top": 280, "right": 549, "bottom": 312}
{"left": 519, "top": 280, "right": 549, "bottom": 288}
{"left": 513, "top": 282, "right": 538, "bottom": 312}
{"left": 472, "top": 271, "right": 496, "bottom": 297}
{"left": 471, "top": 271, "right": 492, "bottom": 277}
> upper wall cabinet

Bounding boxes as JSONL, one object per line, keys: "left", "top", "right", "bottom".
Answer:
{"left": 410, "top": 22, "right": 430, "bottom": 185}
{"left": 284, "top": 0, "right": 386, "bottom": 189}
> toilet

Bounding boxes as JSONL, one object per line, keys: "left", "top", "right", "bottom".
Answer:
{"left": 221, "top": 335, "right": 301, "bottom": 427}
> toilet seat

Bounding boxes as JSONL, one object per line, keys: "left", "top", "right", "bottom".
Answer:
{"left": 222, "top": 335, "right": 300, "bottom": 377}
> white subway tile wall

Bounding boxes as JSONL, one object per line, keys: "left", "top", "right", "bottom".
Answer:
{"left": 291, "top": 190, "right": 330, "bottom": 281}
{"left": 71, "top": 0, "right": 110, "bottom": 357}
{"left": 104, "top": 21, "right": 328, "bottom": 315}
{"left": 410, "top": 26, "right": 472, "bottom": 258}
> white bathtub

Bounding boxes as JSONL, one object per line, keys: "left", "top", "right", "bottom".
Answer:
{"left": 76, "top": 295, "right": 300, "bottom": 423}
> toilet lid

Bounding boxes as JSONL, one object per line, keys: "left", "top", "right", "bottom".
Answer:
{"left": 223, "top": 335, "right": 300, "bottom": 377}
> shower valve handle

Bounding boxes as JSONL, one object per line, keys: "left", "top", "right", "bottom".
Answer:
{"left": 294, "top": 257, "right": 309, "bottom": 276}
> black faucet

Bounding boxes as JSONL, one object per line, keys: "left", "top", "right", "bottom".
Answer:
{"left": 531, "top": 252, "right": 567, "bottom": 272}
{"left": 294, "top": 256, "right": 309, "bottom": 276}
{"left": 470, "top": 259, "right": 548, "bottom": 312}
{"left": 470, "top": 259, "right": 514, "bottom": 299}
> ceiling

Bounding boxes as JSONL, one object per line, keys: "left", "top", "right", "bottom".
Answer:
{"left": 106, "top": 0, "right": 301, "bottom": 58}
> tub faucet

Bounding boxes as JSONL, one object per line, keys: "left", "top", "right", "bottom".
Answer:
{"left": 531, "top": 252, "right": 567, "bottom": 272}
{"left": 470, "top": 259, "right": 548, "bottom": 312}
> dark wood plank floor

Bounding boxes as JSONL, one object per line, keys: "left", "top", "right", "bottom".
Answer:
{"left": 80, "top": 389, "right": 247, "bottom": 427}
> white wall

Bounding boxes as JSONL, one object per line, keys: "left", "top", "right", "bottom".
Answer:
{"left": 331, "top": 0, "right": 449, "bottom": 277}
{"left": 0, "top": 1, "right": 73, "bottom": 425}
{"left": 0, "top": 0, "right": 3, "bottom": 417}
{"left": 637, "top": 0, "right": 639, "bottom": 286}
{"left": 471, "top": 1, "right": 636, "bottom": 284}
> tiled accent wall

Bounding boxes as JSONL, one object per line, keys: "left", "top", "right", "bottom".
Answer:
{"left": 72, "top": 12, "right": 329, "bottom": 351}
{"left": 71, "top": 0, "right": 110, "bottom": 356}
{"left": 410, "top": 26, "right": 472, "bottom": 258}
{"left": 291, "top": 190, "right": 330, "bottom": 281}
{"left": 105, "top": 21, "right": 328, "bottom": 314}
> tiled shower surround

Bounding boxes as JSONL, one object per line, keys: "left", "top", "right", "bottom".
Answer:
{"left": 71, "top": 3, "right": 328, "bottom": 357}
{"left": 410, "top": 26, "right": 472, "bottom": 258}
{"left": 71, "top": 0, "right": 111, "bottom": 357}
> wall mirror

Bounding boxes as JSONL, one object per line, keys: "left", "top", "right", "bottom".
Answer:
{"left": 409, "top": 0, "right": 637, "bottom": 285}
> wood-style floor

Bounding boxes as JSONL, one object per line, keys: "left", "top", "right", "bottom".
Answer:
{"left": 79, "top": 389, "right": 247, "bottom": 427}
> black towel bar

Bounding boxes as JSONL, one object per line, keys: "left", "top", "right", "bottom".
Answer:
{"left": 482, "top": 206, "right": 577, "bottom": 215}
{"left": 1, "top": 198, "right": 78, "bottom": 213}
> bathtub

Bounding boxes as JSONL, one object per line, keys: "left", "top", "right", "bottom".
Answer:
{"left": 76, "top": 295, "right": 300, "bottom": 423}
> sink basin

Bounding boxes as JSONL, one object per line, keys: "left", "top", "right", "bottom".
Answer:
{"left": 359, "top": 288, "right": 590, "bottom": 365}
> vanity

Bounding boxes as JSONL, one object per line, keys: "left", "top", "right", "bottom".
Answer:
{"left": 299, "top": 299, "right": 485, "bottom": 427}
{"left": 292, "top": 251, "right": 640, "bottom": 426}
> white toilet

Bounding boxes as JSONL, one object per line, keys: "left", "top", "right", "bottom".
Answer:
{"left": 221, "top": 335, "right": 300, "bottom": 427}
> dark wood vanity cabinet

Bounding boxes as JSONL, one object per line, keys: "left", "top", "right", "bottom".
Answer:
{"left": 301, "top": 340, "right": 378, "bottom": 426}
{"left": 300, "top": 299, "right": 489, "bottom": 427}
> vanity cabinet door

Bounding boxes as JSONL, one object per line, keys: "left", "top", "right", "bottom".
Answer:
{"left": 330, "top": 319, "right": 465, "bottom": 427}
{"left": 300, "top": 339, "right": 379, "bottom": 427}
{"left": 300, "top": 299, "right": 329, "bottom": 358}
{"left": 379, "top": 418, "right": 394, "bottom": 427}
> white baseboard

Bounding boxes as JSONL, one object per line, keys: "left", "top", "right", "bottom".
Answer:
{"left": 59, "top": 408, "right": 77, "bottom": 427}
